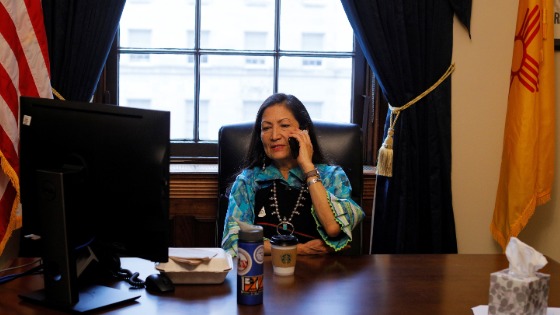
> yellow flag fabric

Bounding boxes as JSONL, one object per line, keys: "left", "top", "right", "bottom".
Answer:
{"left": 490, "top": 0, "right": 556, "bottom": 250}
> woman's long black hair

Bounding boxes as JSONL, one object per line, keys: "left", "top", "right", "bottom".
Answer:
{"left": 240, "top": 93, "right": 329, "bottom": 170}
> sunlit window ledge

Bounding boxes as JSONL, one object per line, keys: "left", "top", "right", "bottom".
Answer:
{"left": 170, "top": 164, "right": 218, "bottom": 174}
{"left": 170, "top": 164, "right": 376, "bottom": 175}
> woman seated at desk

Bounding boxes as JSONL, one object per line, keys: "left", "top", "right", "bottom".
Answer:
{"left": 221, "top": 93, "right": 364, "bottom": 257}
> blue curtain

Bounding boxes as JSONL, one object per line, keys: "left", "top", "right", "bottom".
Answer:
{"left": 341, "top": 0, "right": 471, "bottom": 253}
{"left": 42, "top": 0, "right": 126, "bottom": 102}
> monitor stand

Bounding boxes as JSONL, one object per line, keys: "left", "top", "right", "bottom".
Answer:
{"left": 18, "top": 169, "right": 140, "bottom": 312}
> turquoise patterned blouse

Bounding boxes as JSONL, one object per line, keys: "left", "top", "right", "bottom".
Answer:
{"left": 221, "top": 164, "right": 365, "bottom": 257}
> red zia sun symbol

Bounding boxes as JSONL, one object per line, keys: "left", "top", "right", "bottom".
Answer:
{"left": 510, "top": 5, "right": 541, "bottom": 93}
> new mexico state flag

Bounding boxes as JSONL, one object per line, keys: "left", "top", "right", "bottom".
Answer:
{"left": 490, "top": 0, "right": 555, "bottom": 250}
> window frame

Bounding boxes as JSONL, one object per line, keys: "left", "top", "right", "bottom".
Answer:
{"left": 94, "top": 9, "right": 380, "bottom": 165}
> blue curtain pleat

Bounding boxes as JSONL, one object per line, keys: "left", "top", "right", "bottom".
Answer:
{"left": 341, "top": 0, "right": 471, "bottom": 253}
{"left": 42, "top": 0, "right": 126, "bottom": 102}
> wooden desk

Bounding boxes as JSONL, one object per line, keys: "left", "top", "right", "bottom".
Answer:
{"left": 1, "top": 254, "right": 559, "bottom": 315}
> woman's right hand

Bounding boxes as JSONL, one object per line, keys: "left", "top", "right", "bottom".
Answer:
{"left": 297, "top": 239, "right": 332, "bottom": 255}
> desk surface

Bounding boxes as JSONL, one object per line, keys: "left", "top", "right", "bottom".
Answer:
{"left": 1, "top": 254, "right": 559, "bottom": 315}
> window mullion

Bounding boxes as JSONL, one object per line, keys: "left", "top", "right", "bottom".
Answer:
{"left": 273, "top": 0, "right": 281, "bottom": 94}
{"left": 194, "top": 0, "right": 202, "bottom": 142}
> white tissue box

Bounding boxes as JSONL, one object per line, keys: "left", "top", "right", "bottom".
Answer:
{"left": 488, "top": 268, "right": 550, "bottom": 315}
{"left": 155, "top": 248, "right": 233, "bottom": 284}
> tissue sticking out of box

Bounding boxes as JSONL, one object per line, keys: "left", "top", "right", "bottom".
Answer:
{"left": 234, "top": 218, "right": 263, "bottom": 243}
{"left": 488, "top": 238, "right": 550, "bottom": 315}
{"left": 169, "top": 247, "right": 218, "bottom": 266}
{"left": 505, "top": 237, "right": 547, "bottom": 279}
{"left": 235, "top": 218, "right": 260, "bottom": 233}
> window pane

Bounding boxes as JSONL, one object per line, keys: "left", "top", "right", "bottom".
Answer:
{"left": 278, "top": 56, "right": 352, "bottom": 122}
{"left": 243, "top": 101, "right": 261, "bottom": 121}
{"left": 199, "top": 100, "right": 210, "bottom": 139}
{"left": 119, "top": 54, "right": 195, "bottom": 139}
{"left": 201, "top": 0, "right": 275, "bottom": 50}
{"left": 128, "top": 29, "right": 152, "bottom": 47}
{"left": 200, "top": 55, "right": 274, "bottom": 140}
{"left": 245, "top": 32, "right": 268, "bottom": 50}
{"left": 120, "top": 0, "right": 194, "bottom": 49}
{"left": 127, "top": 29, "right": 152, "bottom": 61}
{"left": 280, "top": 0, "right": 353, "bottom": 52}
{"left": 301, "top": 32, "right": 324, "bottom": 50}
{"left": 126, "top": 98, "right": 152, "bottom": 109}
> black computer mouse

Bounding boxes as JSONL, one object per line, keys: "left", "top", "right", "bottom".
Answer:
{"left": 145, "top": 273, "right": 175, "bottom": 293}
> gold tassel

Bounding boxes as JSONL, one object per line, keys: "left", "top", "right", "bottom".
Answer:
{"left": 374, "top": 63, "right": 456, "bottom": 178}
{"left": 376, "top": 127, "right": 394, "bottom": 177}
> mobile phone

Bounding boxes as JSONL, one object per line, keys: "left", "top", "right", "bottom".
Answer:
{"left": 288, "top": 137, "right": 299, "bottom": 159}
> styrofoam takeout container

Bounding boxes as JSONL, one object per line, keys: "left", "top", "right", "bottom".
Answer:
{"left": 155, "top": 247, "right": 233, "bottom": 284}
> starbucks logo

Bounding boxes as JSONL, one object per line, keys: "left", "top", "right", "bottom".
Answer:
{"left": 281, "top": 253, "right": 292, "bottom": 264}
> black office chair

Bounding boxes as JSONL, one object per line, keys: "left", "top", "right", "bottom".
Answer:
{"left": 217, "top": 121, "right": 363, "bottom": 255}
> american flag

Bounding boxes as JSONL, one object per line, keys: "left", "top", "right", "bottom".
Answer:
{"left": 0, "top": 0, "right": 52, "bottom": 257}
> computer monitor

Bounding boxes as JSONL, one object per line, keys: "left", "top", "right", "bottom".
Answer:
{"left": 18, "top": 96, "right": 170, "bottom": 311}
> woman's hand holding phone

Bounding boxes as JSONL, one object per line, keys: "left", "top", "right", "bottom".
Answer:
{"left": 288, "top": 137, "right": 299, "bottom": 159}
{"left": 288, "top": 129, "right": 314, "bottom": 171}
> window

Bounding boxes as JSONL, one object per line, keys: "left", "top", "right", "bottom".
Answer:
{"left": 301, "top": 33, "right": 324, "bottom": 66}
{"left": 127, "top": 29, "right": 151, "bottom": 61}
{"left": 243, "top": 100, "right": 262, "bottom": 121}
{"left": 99, "top": 0, "right": 371, "bottom": 161}
{"left": 187, "top": 30, "right": 209, "bottom": 64}
{"left": 244, "top": 32, "right": 267, "bottom": 65}
{"left": 127, "top": 98, "right": 151, "bottom": 109}
{"left": 303, "top": 101, "right": 322, "bottom": 119}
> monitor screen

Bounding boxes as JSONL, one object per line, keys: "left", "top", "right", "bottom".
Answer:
{"left": 19, "top": 96, "right": 170, "bottom": 265}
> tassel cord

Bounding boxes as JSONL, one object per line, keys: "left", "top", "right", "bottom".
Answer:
{"left": 376, "top": 63, "right": 455, "bottom": 177}
{"left": 52, "top": 87, "right": 65, "bottom": 100}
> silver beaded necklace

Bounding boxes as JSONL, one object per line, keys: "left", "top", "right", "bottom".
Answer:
{"left": 268, "top": 180, "right": 307, "bottom": 233}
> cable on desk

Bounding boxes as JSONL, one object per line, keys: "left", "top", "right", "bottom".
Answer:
{"left": 0, "top": 261, "right": 43, "bottom": 285}
{"left": 0, "top": 258, "right": 42, "bottom": 274}
{"left": 113, "top": 267, "right": 145, "bottom": 289}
